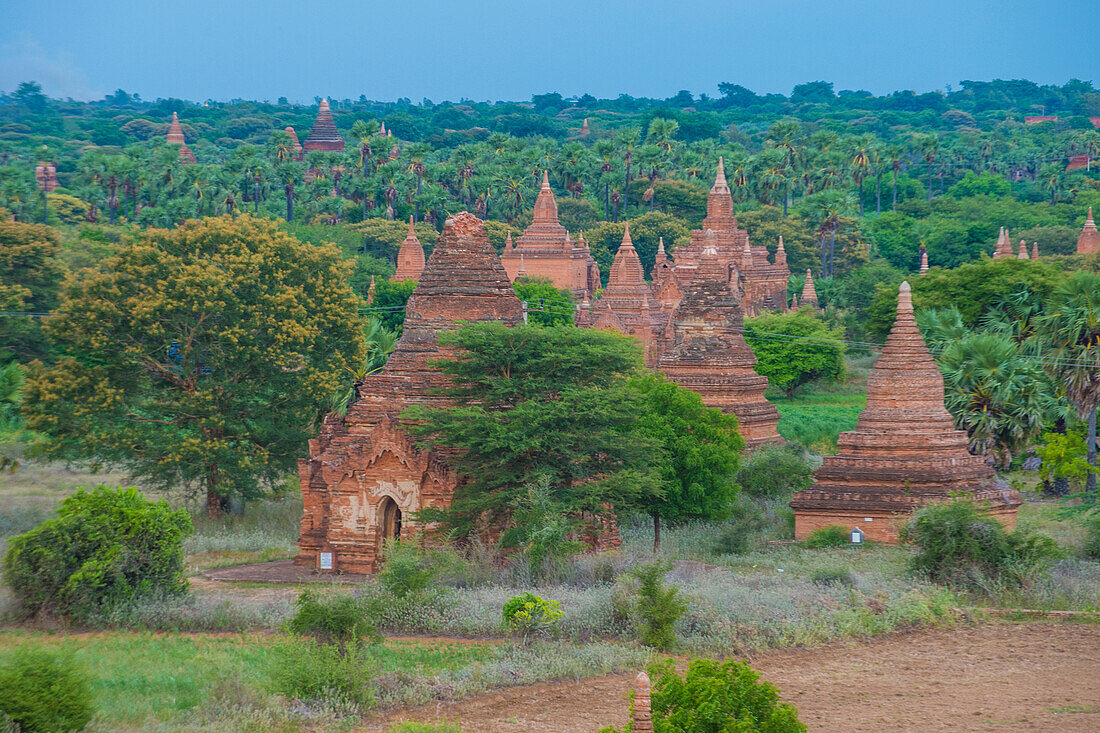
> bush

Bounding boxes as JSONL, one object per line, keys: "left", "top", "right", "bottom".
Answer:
{"left": 810, "top": 568, "right": 856, "bottom": 588}
{"left": 2, "top": 486, "right": 192, "bottom": 621}
{"left": 601, "top": 657, "right": 804, "bottom": 732}
{"left": 269, "top": 638, "right": 376, "bottom": 709}
{"left": 804, "top": 525, "right": 850, "bottom": 548}
{"left": 902, "top": 498, "right": 1060, "bottom": 589}
{"left": 711, "top": 501, "right": 765, "bottom": 555}
{"left": 378, "top": 540, "right": 438, "bottom": 599}
{"left": 286, "top": 590, "right": 379, "bottom": 649}
{"left": 0, "top": 649, "right": 94, "bottom": 733}
{"left": 1084, "top": 514, "right": 1100, "bottom": 561}
{"left": 501, "top": 592, "right": 564, "bottom": 642}
{"left": 737, "top": 445, "right": 815, "bottom": 498}
{"left": 630, "top": 562, "right": 687, "bottom": 651}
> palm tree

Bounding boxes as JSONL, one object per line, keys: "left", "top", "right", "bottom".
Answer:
{"left": 850, "top": 143, "right": 872, "bottom": 217}
{"left": 887, "top": 144, "right": 905, "bottom": 210}
{"left": 617, "top": 128, "right": 641, "bottom": 202}
{"left": 645, "top": 118, "right": 679, "bottom": 154}
{"left": 1037, "top": 272, "right": 1100, "bottom": 495}
{"left": 329, "top": 318, "right": 398, "bottom": 416}
{"left": 919, "top": 134, "right": 939, "bottom": 201}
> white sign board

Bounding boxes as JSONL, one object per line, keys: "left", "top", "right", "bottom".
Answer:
{"left": 319, "top": 552, "right": 333, "bottom": 570}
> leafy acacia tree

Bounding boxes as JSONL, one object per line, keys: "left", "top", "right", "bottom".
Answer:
{"left": 629, "top": 373, "right": 744, "bottom": 552}
{"left": 512, "top": 277, "right": 575, "bottom": 326}
{"left": 743, "top": 309, "right": 846, "bottom": 398}
{"left": 1038, "top": 272, "right": 1100, "bottom": 495}
{"left": 22, "top": 216, "right": 364, "bottom": 515}
{"left": 407, "top": 323, "right": 659, "bottom": 537}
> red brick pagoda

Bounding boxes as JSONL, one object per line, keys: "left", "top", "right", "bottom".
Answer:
{"left": 296, "top": 212, "right": 523, "bottom": 573}
{"left": 790, "top": 281, "right": 1021, "bottom": 543}
{"left": 500, "top": 172, "right": 601, "bottom": 299}
{"left": 166, "top": 112, "right": 196, "bottom": 164}
{"left": 392, "top": 216, "right": 426, "bottom": 281}
{"left": 657, "top": 238, "right": 781, "bottom": 447}
{"left": 1078, "top": 207, "right": 1100, "bottom": 255}
{"left": 303, "top": 99, "right": 345, "bottom": 153}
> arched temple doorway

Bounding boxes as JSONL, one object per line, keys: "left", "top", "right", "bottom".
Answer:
{"left": 379, "top": 496, "right": 402, "bottom": 542}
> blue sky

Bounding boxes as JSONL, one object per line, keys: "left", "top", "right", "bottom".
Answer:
{"left": 2, "top": 0, "right": 1095, "bottom": 103}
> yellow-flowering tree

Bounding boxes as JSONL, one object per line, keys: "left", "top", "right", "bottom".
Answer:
{"left": 22, "top": 215, "right": 364, "bottom": 515}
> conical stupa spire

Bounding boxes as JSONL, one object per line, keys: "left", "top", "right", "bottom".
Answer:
{"left": 392, "top": 216, "right": 426, "bottom": 281}
{"left": 656, "top": 236, "right": 667, "bottom": 259}
{"left": 367, "top": 275, "right": 376, "bottom": 304}
{"left": 713, "top": 157, "right": 727, "bottom": 189}
{"left": 775, "top": 236, "right": 787, "bottom": 266}
{"left": 919, "top": 247, "right": 929, "bottom": 273}
{"left": 742, "top": 239, "right": 753, "bottom": 268}
{"left": 504, "top": 230, "right": 513, "bottom": 252}
{"left": 1017, "top": 240, "right": 1029, "bottom": 260}
{"left": 517, "top": 254, "right": 527, "bottom": 278}
{"left": 801, "top": 269, "right": 818, "bottom": 305}
{"left": 1078, "top": 206, "right": 1100, "bottom": 254}
{"left": 303, "top": 98, "right": 345, "bottom": 152}
{"left": 704, "top": 156, "right": 736, "bottom": 224}
{"left": 580, "top": 118, "right": 590, "bottom": 136}
{"left": 531, "top": 170, "right": 560, "bottom": 224}
{"left": 379, "top": 121, "right": 387, "bottom": 136}
{"left": 167, "top": 112, "right": 186, "bottom": 144}
{"left": 1031, "top": 241, "right": 1039, "bottom": 259}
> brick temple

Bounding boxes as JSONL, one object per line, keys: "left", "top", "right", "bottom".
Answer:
{"left": 392, "top": 216, "right": 426, "bottom": 281}
{"left": 166, "top": 112, "right": 196, "bottom": 165}
{"left": 303, "top": 99, "right": 345, "bottom": 153}
{"left": 790, "top": 282, "right": 1021, "bottom": 543}
{"left": 296, "top": 212, "right": 523, "bottom": 573}
{"left": 1079, "top": 207, "right": 1100, "bottom": 255}
{"left": 500, "top": 172, "right": 601, "bottom": 299}
{"left": 657, "top": 237, "right": 781, "bottom": 447}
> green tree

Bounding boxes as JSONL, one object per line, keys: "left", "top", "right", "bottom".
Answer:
{"left": 1037, "top": 272, "right": 1100, "bottom": 495}
{"left": 513, "top": 277, "right": 575, "bottom": 326}
{"left": 22, "top": 216, "right": 364, "bottom": 515}
{"left": 629, "top": 373, "right": 743, "bottom": 552}
{"left": 407, "top": 323, "right": 658, "bottom": 537}
{"left": 371, "top": 277, "right": 418, "bottom": 333}
{"left": 0, "top": 222, "right": 63, "bottom": 364}
{"left": 743, "top": 309, "right": 846, "bottom": 398}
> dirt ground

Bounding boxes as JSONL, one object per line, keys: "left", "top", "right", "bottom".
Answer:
{"left": 365, "top": 622, "right": 1100, "bottom": 732}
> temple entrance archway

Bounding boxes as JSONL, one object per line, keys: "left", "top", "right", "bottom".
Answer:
{"left": 379, "top": 496, "right": 402, "bottom": 542}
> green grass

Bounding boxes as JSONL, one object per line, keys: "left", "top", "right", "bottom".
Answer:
{"left": 773, "top": 389, "right": 865, "bottom": 454}
{"left": 0, "top": 631, "right": 495, "bottom": 729}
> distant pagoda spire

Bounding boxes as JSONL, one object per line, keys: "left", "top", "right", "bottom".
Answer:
{"left": 919, "top": 246, "right": 929, "bottom": 273}
{"left": 1078, "top": 206, "right": 1100, "bottom": 255}
{"left": 517, "top": 254, "right": 527, "bottom": 278}
{"left": 532, "top": 171, "right": 559, "bottom": 224}
{"left": 392, "top": 216, "right": 425, "bottom": 281}
{"left": 303, "top": 99, "right": 345, "bottom": 152}
{"left": 1017, "top": 240, "right": 1029, "bottom": 260}
{"left": 166, "top": 112, "right": 196, "bottom": 164}
{"left": 775, "top": 236, "right": 787, "bottom": 267}
{"left": 800, "top": 269, "right": 818, "bottom": 306}
{"left": 580, "top": 118, "right": 590, "bottom": 136}
{"left": 656, "top": 236, "right": 667, "bottom": 260}
{"left": 285, "top": 127, "right": 303, "bottom": 159}
{"left": 1031, "top": 241, "right": 1040, "bottom": 260}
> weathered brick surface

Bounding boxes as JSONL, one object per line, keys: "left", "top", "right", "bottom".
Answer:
{"left": 297, "top": 212, "right": 523, "bottom": 573}
{"left": 303, "top": 99, "right": 345, "bottom": 152}
{"left": 658, "top": 239, "right": 781, "bottom": 447}
{"left": 501, "top": 172, "right": 601, "bottom": 299}
{"left": 791, "top": 281, "right": 1021, "bottom": 543}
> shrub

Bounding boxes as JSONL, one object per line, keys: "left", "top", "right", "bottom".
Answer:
{"left": 601, "top": 657, "right": 804, "bottom": 733}
{"left": 902, "top": 498, "right": 1060, "bottom": 589}
{"left": 737, "top": 445, "right": 815, "bottom": 498}
{"left": 269, "top": 638, "right": 376, "bottom": 709}
{"left": 630, "top": 562, "right": 687, "bottom": 651}
{"left": 501, "top": 592, "right": 564, "bottom": 642}
{"left": 0, "top": 648, "right": 94, "bottom": 733}
{"left": 710, "top": 500, "right": 765, "bottom": 555}
{"left": 1084, "top": 514, "right": 1100, "bottom": 561}
{"left": 810, "top": 568, "right": 856, "bottom": 588}
{"left": 2, "top": 486, "right": 192, "bottom": 620}
{"left": 378, "top": 540, "right": 438, "bottom": 599}
{"left": 286, "top": 590, "right": 379, "bottom": 650}
{"left": 804, "top": 525, "right": 850, "bottom": 548}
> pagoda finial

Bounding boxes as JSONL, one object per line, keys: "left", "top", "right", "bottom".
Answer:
{"left": 742, "top": 239, "right": 753, "bottom": 267}
{"left": 919, "top": 246, "right": 929, "bottom": 273}
{"left": 622, "top": 221, "right": 632, "bottom": 246}
{"left": 1089, "top": 206, "right": 1095, "bottom": 226}
{"left": 898, "top": 280, "right": 913, "bottom": 314}
{"left": 504, "top": 230, "right": 513, "bottom": 251}
{"left": 517, "top": 254, "right": 527, "bottom": 278}
{"left": 408, "top": 215, "right": 415, "bottom": 235}
{"left": 1031, "top": 241, "right": 1039, "bottom": 260}
{"left": 1079, "top": 206, "right": 1100, "bottom": 255}
{"left": 541, "top": 170, "right": 550, "bottom": 189}
{"left": 776, "top": 236, "right": 787, "bottom": 266}
{"left": 714, "top": 156, "right": 727, "bottom": 188}
{"left": 801, "top": 268, "right": 818, "bottom": 306}
{"left": 656, "top": 236, "right": 666, "bottom": 259}
{"left": 367, "top": 275, "right": 376, "bottom": 304}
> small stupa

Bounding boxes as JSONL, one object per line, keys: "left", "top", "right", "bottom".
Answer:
{"left": 166, "top": 112, "right": 196, "bottom": 164}
{"left": 993, "top": 227, "right": 1014, "bottom": 258}
{"left": 790, "top": 282, "right": 1021, "bottom": 542}
{"left": 1078, "top": 207, "right": 1100, "bottom": 255}
{"left": 392, "top": 216, "right": 426, "bottom": 282}
{"left": 800, "top": 269, "right": 818, "bottom": 306}
{"left": 919, "top": 246, "right": 929, "bottom": 273}
{"left": 285, "top": 127, "right": 303, "bottom": 159}
{"left": 1017, "top": 240, "right": 1029, "bottom": 260}
{"left": 303, "top": 99, "right": 345, "bottom": 152}
{"left": 1031, "top": 241, "right": 1040, "bottom": 260}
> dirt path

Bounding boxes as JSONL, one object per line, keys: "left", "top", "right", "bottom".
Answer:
{"left": 365, "top": 622, "right": 1100, "bottom": 732}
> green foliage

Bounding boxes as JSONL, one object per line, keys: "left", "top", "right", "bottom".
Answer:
{"left": 744, "top": 309, "right": 846, "bottom": 397}
{"left": 739, "top": 206, "right": 867, "bottom": 278}
{"left": 601, "top": 657, "right": 804, "bottom": 733}
{"left": 21, "top": 216, "right": 365, "bottom": 512}
{"left": 0, "top": 648, "right": 94, "bottom": 733}
{"left": 1038, "top": 428, "right": 1100, "bottom": 488}
{"left": 3, "top": 485, "right": 192, "bottom": 620}
{"left": 501, "top": 592, "right": 565, "bottom": 641}
{"left": 287, "top": 589, "right": 379, "bottom": 647}
{"left": 500, "top": 476, "right": 584, "bottom": 580}
{"left": 629, "top": 561, "right": 687, "bottom": 651}
{"left": 269, "top": 638, "right": 376, "bottom": 709}
{"left": 512, "top": 277, "right": 575, "bottom": 326}
{"left": 0, "top": 221, "right": 63, "bottom": 364}
{"left": 803, "top": 525, "right": 850, "bottom": 549}
{"left": 709, "top": 499, "right": 766, "bottom": 555}
{"left": 350, "top": 218, "right": 439, "bottom": 263}
{"left": 736, "top": 444, "right": 814, "bottom": 498}
{"left": 584, "top": 212, "right": 692, "bottom": 279}
{"left": 372, "top": 277, "right": 418, "bottom": 333}
{"left": 378, "top": 540, "right": 438, "bottom": 599}
{"left": 407, "top": 323, "right": 658, "bottom": 536}
{"left": 629, "top": 373, "right": 744, "bottom": 549}
{"left": 901, "top": 498, "right": 1060, "bottom": 589}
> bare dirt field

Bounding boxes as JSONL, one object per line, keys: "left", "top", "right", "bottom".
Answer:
{"left": 365, "top": 622, "right": 1100, "bottom": 732}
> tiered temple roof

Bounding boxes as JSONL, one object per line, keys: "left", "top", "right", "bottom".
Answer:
{"left": 166, "top": 112, "right": 196, "bottom": 164}
{"left": 303, "top": 99, "right": 346, "bottom": 152}
{"left": 669, "top": 158, "right": 789, "bottom": 315}
{"left": 392, "top": 216, "right": 426, "bottom": 281}
{"left": 1078, "top": 207, "right": 1100, "bottom": 255}
{"left": 500, "top": 171, "right": 600, "bottom": 298}
{"left": 657, "top": 238, "right": 781, "bottom": 447}
{"left": 790, "top": 282, "right": 1021, "bottom": 543}
{"left": 296, "top": 212, "right": 524, "bottom": 574}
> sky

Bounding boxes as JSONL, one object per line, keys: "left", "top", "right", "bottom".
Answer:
{"left": 1, "top": 0, "right": 1096, "bottom": 104}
